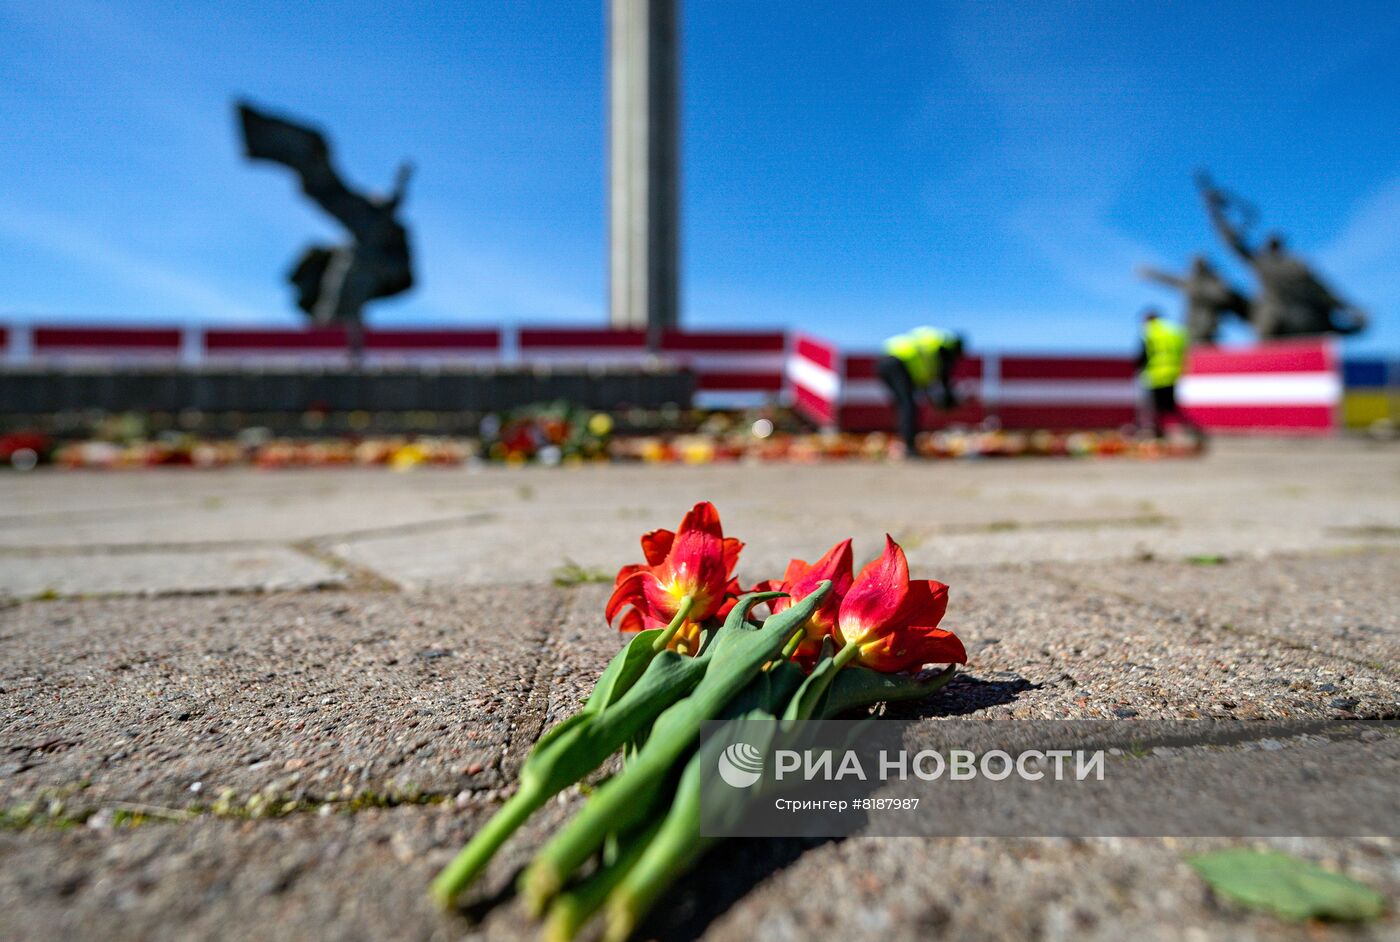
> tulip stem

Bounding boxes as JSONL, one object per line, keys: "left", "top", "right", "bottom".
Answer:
{"left": 430, "top": 783, "right": 540, "bottom": 908}
{"left": 651, "top": 595, "right": 695, "bottom": 652}
{"left": 780, "top": 628, "right": 806, "bottom": 660}
{"left": 833, "top": 641, "right": 860, "bottom": 669}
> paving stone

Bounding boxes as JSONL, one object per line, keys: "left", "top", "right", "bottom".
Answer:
{"left": 0, "top": 588, "right": 568, "bottom": 811}
{"left": 1071, "top": 550, "right": 1400, "bottom": 668}
{"left": 0, "top": 547, "right": 344, "bottom": 598}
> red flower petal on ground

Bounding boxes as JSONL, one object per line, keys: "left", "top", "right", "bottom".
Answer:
{"left": 834, "top": 536, "right": 966, "bottom": 673}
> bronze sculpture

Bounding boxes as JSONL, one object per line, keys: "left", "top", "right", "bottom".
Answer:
{"left": 1196, "top": 171, "right": 1366, "bottom": 339}
{"left": 1137, "top": 254, "right": 1251, "bottom": 344}
{"left": 236, "top": 101, "right": 415, "bottom": 361}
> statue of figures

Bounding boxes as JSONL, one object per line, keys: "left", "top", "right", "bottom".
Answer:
{"left": 1138, "top": 254, "right": 1251, "bottom": 344}
{"left": 1197, "top": 171, "right": 1366, "bottom": 338}
{"left": 237, "top": 101, "right": 415, "bottom": 361}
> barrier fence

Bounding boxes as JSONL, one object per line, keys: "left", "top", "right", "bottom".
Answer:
{"left": 790, "top": 336, "right": 1347, "bottom": 436}
{"left": 1, "top": 322, "right": 1384, "bottom": 434}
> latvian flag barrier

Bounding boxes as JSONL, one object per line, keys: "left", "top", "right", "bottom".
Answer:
{"left": 786, "top": 334, "right": 1343, "bottom": 436}
{"left": 3, "top": 324, "right": 503, "bottom": 367}
{"left": 0, "top": 321, "right": 1365, "bottom": 435}
{"left": 25, "top": 326, "right": 186, "bottom": 363}
{"left": 203, "top": 327, "right": 502, "bottom": 365}
{"left": 1178, "top": 339, "right": 1340, "bottom": 435}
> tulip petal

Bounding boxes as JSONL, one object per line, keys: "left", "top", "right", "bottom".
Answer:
{"left": 783, "top": 558, "right": 808, "bottom": 583}
{"left": 606, "top": 569, "right": 655, "bottom": 625}
{"left": 614, "top": 607, "right": 647, "bottom": 634}
{"left": 612, "top": 563, "right": 646, "bottom": 588}
{"left": 677, "top": 501, "right": 723, "bottom": 539}
{"left": 805, "top": 539, "right": 854, "bottom": 589}
{"left": 906, "top": 626, "right": 968, "bottom": 666}
{"left": 639, "top": 529, "right": 674, "bottom": 567}
{"left": 721, "top": 537, "right": 745, "bottom": 577}
{"left": 856, "top": 625, "right": 966, "bottom": 673}
{"left": 901, "top": 579, "right": 950, "bottom": 630}
{"left": 838, "top": 535, "right": 910, "bottom": 642}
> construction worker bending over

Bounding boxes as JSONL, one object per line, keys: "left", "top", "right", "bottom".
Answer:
{"left": 878, "top": 327, "right": 965, "bottom": 457}
{"left": 1137, "top": 308, "right": 1202, "bottom": 440}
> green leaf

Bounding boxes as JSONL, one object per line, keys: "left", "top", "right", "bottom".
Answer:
{"left": 1186, "top": 554, "right": 1228, "bottom": 566}
{"left": 782, "top": 651, "right": 842, "bottom": 722}
{"left": 552, "top": 558, "right": 613, "bottom": 587}
{"left": 584, "top": 628, "right": 666, "bottom": 712}
{"left": 820, "top": 664, "right": 958, "bottom": 718}
{"left": 543, "top": 818, "right": 662, "bottom": 942}
{"left": 521, "top": 585, "right": 830, "bottom": 910}
{"left": 603, "top": 666, "right": 805, "bottom": 942}
{"left": 431, "top": 638, "right": 707, "bottom": 907}
{"left": 1189, "top": 849, "right": 1386, "bottom": 922}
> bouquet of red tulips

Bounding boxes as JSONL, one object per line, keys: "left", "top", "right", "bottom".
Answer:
{"left": 431, "top": 502, "right": 967, "bottom": 940}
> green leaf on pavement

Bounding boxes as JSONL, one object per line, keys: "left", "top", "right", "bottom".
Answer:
{"left": 821, "top": 663, "right": 958, "bottom": 718}
{"left": 1189, "top": 849, "right": 1385, "bottom": 922}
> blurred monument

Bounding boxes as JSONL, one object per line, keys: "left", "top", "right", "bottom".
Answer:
{"left": 237, "top": 101, "right": 415, "bottom": 362}
{"left": 1137, "top": 255, "right": 1251, "bottom": 344}
{"left": 608, "top": 0, "right": 680, "bottom": 350}
{"left": 1196, "top": 171, "right": 1367, "bottom": 339}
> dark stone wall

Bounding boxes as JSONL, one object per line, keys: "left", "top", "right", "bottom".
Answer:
{"left": 0, "top": 367, "right": 694, "bottom": 414}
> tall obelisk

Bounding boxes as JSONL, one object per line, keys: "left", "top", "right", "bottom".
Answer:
{"left": 608, "top": 0, "right": 679, "bottom": 348}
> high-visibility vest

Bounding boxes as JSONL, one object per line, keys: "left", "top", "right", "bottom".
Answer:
{"left": 884, "top": 327, "right": 955, "bottom": 387}
{"left": 1141, "top": 319, "right": 1188, "bottom": 389}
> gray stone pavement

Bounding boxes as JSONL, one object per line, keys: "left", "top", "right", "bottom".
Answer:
{"left": 2, "top": 438, "right": 1399, "bottom": 940}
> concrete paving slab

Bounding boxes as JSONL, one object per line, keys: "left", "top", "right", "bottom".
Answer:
{"left": 0, "top": 472, "right": 510, "bottom": 548}
{"left": 886, "top": 562, "right": 1400, "bottom": 722}
{"left": 1, "top": 588, "right": 570, "bottom": 811}
{"left": 0, "top": 546, "right": 345, "bottom": 598}
{"left": 1070, "top": 551, "right": 1400, "bottom": 669}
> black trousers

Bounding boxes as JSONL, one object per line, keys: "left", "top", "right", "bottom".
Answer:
{"left": 877, "top": 356, "right": 919, "bottom": 452}
{"left": 1148, "top": 384, "right": 1203, "bottom": 438}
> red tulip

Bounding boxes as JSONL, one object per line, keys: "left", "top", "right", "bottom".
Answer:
{"left": 605, "top": 502, "right": 744, "bottom": 653}
{"left": 834, "top": 535, "right": 966, "bottom": 673}
{"left": 755, "top": 538, "right": 854, "bottom": 659}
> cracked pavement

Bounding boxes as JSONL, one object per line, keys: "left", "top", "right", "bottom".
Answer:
{"left": 2, "top": 437, "right": 1399, "bottom": 941}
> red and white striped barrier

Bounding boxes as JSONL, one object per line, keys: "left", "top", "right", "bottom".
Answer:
{"left": 786, "top": 334, "right": 843, "bottom": 427}
{"left": 993, "top": 355, "right": 1138, "bottom": 430}
{"left": 838, "top": 352, "right": 988, "bottom": 431}
{"left": 204, "top": 327, "right": 501, "bottom": 365}
{"left": 0, "top": 321, "right": 1343, "bottom": 434}
{"left": 518, "top": 327, "right": 786, "bottom": 408}
{"left": 784, "top": 339, "right": 1337, "bottom": 436}
{"left": 1180, "top": 339, "right": 1339, "bottom": 434}
{"left": 26, "top": 325, "right": 186, "bottom": 363}
{"left": 811, "top": 350, "right": 1136, "bottom": 432}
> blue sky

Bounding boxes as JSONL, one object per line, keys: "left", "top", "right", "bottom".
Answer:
{"left": 2, "top": 0, "right": 1398, "bottom": 353}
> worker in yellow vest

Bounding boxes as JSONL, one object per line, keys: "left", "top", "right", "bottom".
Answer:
{"left": 1137, "top": 308, "right": 1201, "bottom": 439}
{"left": 878, "top": 327, "right": 965, "bottom": 457}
